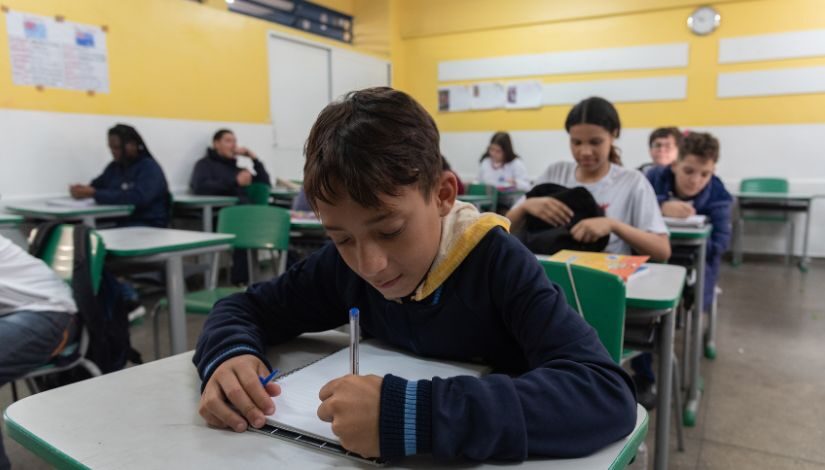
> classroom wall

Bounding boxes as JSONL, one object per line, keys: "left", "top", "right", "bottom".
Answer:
{"left": 392, "top": 0, "right": 825, "bottom": 257}
{"left": 0, "top": 0, "right": 387, "bottom": 200}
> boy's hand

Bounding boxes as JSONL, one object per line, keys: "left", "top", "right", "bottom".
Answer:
{"left": 236, "top": 146, "right": 256, "bottom": 158}
{"left": 523, "top": 197, "right": 574, "bottom": 227}
{"left": 199, "top": 354, "right": 281, "bottom": 433}
{"left": 570, "top": 217, "right": 614, "bottom": 243}
{"left": 317, "top": 374, "right": 382, "bottom": 457}
{"left": 661, "top": 200, "right": 696, "bottom": 218}
{"left": 69, "top": 184, "right": 95, "bottom": 199}
{"left": 236, "top": 170, "right": 253, "bottom": 187}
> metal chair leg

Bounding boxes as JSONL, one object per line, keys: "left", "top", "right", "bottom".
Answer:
{"left": 25, "top": 378, "right": 39, "bottom": 395}
{"left": 150, "top": 302, "right": 163, "bottom": 359}
{"left": 672, "top": 355, "right": 686, "bottom": 452}
{"left": 786, "top": 221, "right": 795, "bottom": 265}
{"left": 11, "top": 381, "right": 19, "bottom": 402}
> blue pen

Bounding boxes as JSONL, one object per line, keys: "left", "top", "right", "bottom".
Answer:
{"left": 349, "top": 307, "right": 360, "bottom": 375}
{"left": 259, "top": 368, "right": 280, "bottom": 387}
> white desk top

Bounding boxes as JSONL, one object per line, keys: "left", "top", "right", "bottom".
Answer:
{"left": 5, "top": 332, "right": 647, "bottom": 469}
{"left": 172, "top": 194, "right": 238, "bottom": 206}
{"left": 97, "top": 227, "right": 235, "bottom": 257}
{"left": 6, "top": 199, "right": 133, "bottom": 217}
{"left": 625, "top": 263, "right": 686, "bottom": 310}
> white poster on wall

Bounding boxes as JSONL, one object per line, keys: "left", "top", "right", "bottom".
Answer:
{"left": 6, "top": 10, "right": 109, "bottom": 93}
{"left": 469, "top": 82, "right": 506, "bottom": 110}
{"left": 438, "top": 85, "right": 471, "bottom": 112}
{"left": 505, "top": 80, "right": 542, "bottom": 109}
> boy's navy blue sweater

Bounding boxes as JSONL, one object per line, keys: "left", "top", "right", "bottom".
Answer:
{"left": 90, "top": 153, "right": 170, "bottom": 228}
{"left": 647, "top": 165, "right": 733, "bottom": 309}
{"left": 193, "top": 227, "right": 637, "bottom": 462}
{"left": 190, "top": 148, "right": 271, "bottom": 202}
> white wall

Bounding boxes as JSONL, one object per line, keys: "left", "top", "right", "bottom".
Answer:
{"left": 442, "top": 124, "right": 825, "bottom": 258}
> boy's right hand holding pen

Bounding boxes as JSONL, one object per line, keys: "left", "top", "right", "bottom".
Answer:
{"left": 198, "top": 355, "right": 281, "bottom": 433}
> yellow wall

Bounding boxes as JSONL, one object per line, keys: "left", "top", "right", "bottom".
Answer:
{"left": 0, "top": 0, "right": 370, "bottom": 123}
{"left": 392, "top": 0, "right": 825, "bottom": 131}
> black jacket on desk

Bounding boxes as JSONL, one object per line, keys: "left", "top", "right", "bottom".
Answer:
{"left": 90, "top": 152, "right": 170, "bottom": 227}
{"left": 189, "top": 148, "right": 271, "bottom": 201}
{"left": 193, "top": 225, "right": 637, "bottom": 462}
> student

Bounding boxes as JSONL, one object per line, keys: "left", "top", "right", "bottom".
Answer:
{"left": 69, "top": 124, "right": 171, "bottom": 228}
{"left": 506, "top": 97, "right": 671, "bottom": 262}
{"left": 193, "top": 88, "right": 636, "bottom": 462}
{"left": 638, "top": 127, "right": 682, "bottom": 175}
{"left": 0, "top": 234, "right": 78, "bottom": 470}
{"left": 647, "top": 131, "right": 732, "bottom": 311}
{"left": 190, "top": 129, "right": 271, "bottom": 201}
{"left": 477, "top": 131, "right": 530, "bottom": 191}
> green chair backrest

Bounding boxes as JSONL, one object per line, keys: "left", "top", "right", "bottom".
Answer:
{"left": 217, "top": 205, "right": 291, "bottom": 250}
{"left": 35, "top": 224, "right": 106, "bottom": 294}
{"left": 539, "top": 259, "right": 626, "bottom": 363}
{"left": 740, "top": 177, "right": 788, "bottom": 194}
{"left": 468, "top": 183, "right": 499, "bottom": 209}
{"left": 246, "top": 182, "right": 272, "bottom": 205}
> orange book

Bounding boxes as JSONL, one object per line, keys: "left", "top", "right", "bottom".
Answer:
{"left": 546, "top": 250, "right": 649, "bottom": 281}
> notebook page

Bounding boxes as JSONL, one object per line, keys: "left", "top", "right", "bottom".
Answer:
{"left": 266, "top": 341, "right": 488, "bottom": 443}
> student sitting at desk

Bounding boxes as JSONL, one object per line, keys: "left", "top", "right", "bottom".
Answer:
{"left": 0, "top": 234, "right": 78, "bottom": 470}
{"left": 477, "top": 131, "right": 530, "bottom": 192}
{"left": 190, "top": 129, "right": 271, "bottom": 202}
{"left": 638, "top": 126, "right": 682, "bottom": 175}
{"left": 69, "top": 124, "right": 171, "bottom": 228}
{"left": 193, "top": 88, "right": 636, "bottom": 462}
{"left": 648, "top": 131, "right": 732, "bottom": 311}
{"left": 506, "top": 97, "right": 671, "bottom": 262}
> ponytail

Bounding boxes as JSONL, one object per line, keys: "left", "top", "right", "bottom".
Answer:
{"left": 609, "top": 145, "right": 622, "bottom": 166}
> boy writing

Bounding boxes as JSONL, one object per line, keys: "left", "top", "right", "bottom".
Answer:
{"left": 193, "top": 87, "right": 636, "bottom": 461}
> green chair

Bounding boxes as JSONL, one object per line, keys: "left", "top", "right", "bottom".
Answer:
{"left": 246, "top": 182, "right": 272, "bottom": 205}
{"left": 736, "top": 177, "right": 793, "bottom": 265}
{"left": 467, "top": 183, "right": 499, "bottom": 212}
{"left": 15, "top": 225, "right": 105, "bottom": 397}
{"left": 151, "top": 205, "right": 292, "bottom": 357}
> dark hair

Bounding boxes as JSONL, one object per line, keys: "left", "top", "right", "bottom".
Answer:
{"left": 679, "top": 131, "right": 720, "bottom": 163}
{"left": 480, "top": 131, "right": 518, "bottom": 163}
{"left": 108, "top": 123, "right": 151, "bottom": 157}
{"left": 213, "top": 129, "right": 233, "bottom": 143}
{"left": 648, "top": 127, "right": 683, "bottom": 148}
{"left": 304, "top": 87, "right": 442, "bottom": 210}
{"left": 564, "top": 97, "right": 622, "bottom": 165}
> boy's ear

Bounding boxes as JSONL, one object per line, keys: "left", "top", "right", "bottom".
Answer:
{"left": 435, "top": 171, "right": 457, "bottom": 216}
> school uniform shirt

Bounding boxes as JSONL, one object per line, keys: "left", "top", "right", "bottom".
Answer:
{"left": 477, "top": 157, "right": 531, "bottom": 191}
{"left": 0, "top": 235, "right": 76, "bottom": 317}
{"left": 516, "top": 161, "right": 668, "bottom": 255}
{"left": 90, "top": 152, "right": 170, "bottom": 227}
{"left": 647, "top": 165, "right": 733, "bottom": 309}
{"left": 194, "top": 201, "right": 636, "bottom": 462}
{"left": 190, "top": 148, "right": 271, "bottom": 201}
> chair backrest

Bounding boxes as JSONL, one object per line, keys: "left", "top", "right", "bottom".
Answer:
{"left": 34, "top": 224, "right": 106, "bottom": 294}
{"left": 539, "top": 259, "right": 626, "bottom": 363}
{"left": 468, "top": 183, "right": 499, "bottom": 209}
{"left": 246, "top": 182, "right": 272, "bottom": 205}
{"left": 740, "top": 177, "right": 788, "bottom": 194}
{"left": 217, "top": 205, "right": 291, "bottom": 250}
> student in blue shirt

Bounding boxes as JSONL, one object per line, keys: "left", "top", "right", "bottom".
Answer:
{"left": 637, "top": 127, "right": 682, "bottom": 175}
{"left": 635, "top": 132, "right": 732, "bottom": 406}
{"left": 193, "top": 88, "right": 636, "bottom": 462}
{"left": 69, "top": 124, "right": 170, "bottom": 227}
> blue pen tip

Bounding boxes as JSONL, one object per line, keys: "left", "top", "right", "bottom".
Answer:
{"left": 349, "top": 307, "right": 359, "bottom": 317}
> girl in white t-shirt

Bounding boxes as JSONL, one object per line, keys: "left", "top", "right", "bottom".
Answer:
{"left": 477, "top": 132, "right": 531, "bottom": 191}
{"left": 506, "top": 97, "right": 670, "bottom": 261}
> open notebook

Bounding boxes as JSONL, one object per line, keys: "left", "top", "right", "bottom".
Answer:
{"left": 664, "top": 214, "right": 707, "bottom": 228}
{"left": 250, "top": 340, "right": 488, "bottom": 464}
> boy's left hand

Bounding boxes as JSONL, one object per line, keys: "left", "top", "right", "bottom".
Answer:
{"left": 317, "top": 374, "right": 382, "bottom": 457}
{"left": 570, "top": 217, "right": 614, "bottom": 243}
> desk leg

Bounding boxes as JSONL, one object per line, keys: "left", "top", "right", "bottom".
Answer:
{"left": 733, "top": 207, "right": 743, "bottom": 266}
{"left": 654, "top": 308, "right": 675, "bottom": 470}
{"left": 685, "top": 240, "right": 706, "bottom": 427}
{"left": 799, "top": 204, "right": 811, "bottom": 272}
{"left": 202, "top": 206, "right": 214, "bottom": 286}
{"left": 165, "top": 256, "right": 187, "bottom": 355}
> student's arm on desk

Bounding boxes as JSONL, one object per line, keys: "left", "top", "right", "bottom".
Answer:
{"left": 93, "top": 161, "right": 166, "bottom": 208}
{"left": 193, "top": 244, "right": 348, "bottom": 432}
{"left": 379, "top": 237, "right": 637, "bottom": 461}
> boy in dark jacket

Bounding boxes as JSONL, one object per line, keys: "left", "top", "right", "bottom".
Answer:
{"left": 190, "top": 129, "right": 271, "bottom": 202}
{"left": 193, "top": 88, "right": 636, "bottom": 462}
{"left": 647, "top": 131, "right": 733, "bottom": 311}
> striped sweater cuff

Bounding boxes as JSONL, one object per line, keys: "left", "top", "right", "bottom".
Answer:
{"left": 379, "top": 374, "right": 432, "bottom": 459}
{"left": 199, "top": 345, "right": 270, "bottom": 392}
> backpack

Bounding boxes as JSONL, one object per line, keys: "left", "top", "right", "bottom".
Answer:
{"left": 29, "top": 223, "right": 142, "bottom": 379}
{"left": 515, "top": 183, "right": 610, "bottom": 255}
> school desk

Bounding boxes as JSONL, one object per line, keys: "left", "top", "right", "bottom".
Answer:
{"left": 172, "top": 194, "right": 239, "bottom": 232}
{"left": 457, "top": 194, "right": 495, "bottom": 211}
{"left": 4, "top": 331, "right": 648, "bottom": 470}
{"left": 733, "top": 191, "right": 823, "bottom": 271}
{"left": 626, "top": 263, "right": 686, "bottom": 470}
{"left": 6, "top": 199, "right": 133, "bottom": 228}
{"left": 98, "top": 227, "right": 234, "bottom": 354}
{"left": 0, "top": 213, "right": 23, "bottom": 226}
